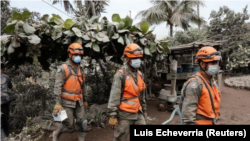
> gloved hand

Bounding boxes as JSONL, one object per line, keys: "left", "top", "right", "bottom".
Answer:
{"left": 53, "top": 104, "right": 64, "bottom": 116}
{"left": 144, "top": 112, "right": 148, "bottom": 123}
{"left": 108, "top": 117, "right": 118, "bottom": 129}
{"left": 84, "top": 102, "right": 88, "bottom": 108}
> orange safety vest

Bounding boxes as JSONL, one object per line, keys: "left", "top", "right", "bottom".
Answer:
{"left": 118, "top": 69, "right": 146, "bottom": 113}
{"left": 185, "top": 72, "right": 221, "bottom": 125}
{"left": 60, "top": 64, "right": 85, "bottom": 102}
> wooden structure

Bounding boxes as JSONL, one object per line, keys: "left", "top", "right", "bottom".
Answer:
{"left": 163, "top": 40, "right": 226, "bottom": 96}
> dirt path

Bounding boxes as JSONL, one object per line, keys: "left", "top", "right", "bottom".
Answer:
{"left": 39, "top": 76, "right": 250, "bottom": 141}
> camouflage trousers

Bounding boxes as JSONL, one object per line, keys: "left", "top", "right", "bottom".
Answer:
{"left": 113, "top": 113, "right": 146, "bottom": 141}
{"left": 54, "top": 102, "right": 85, "bottom": 135}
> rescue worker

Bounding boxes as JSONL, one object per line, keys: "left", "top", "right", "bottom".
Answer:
{"left": 180, "top": 46, "right": 221, "bottom": 125}
{"left": 108, "top": 43, "right": 147, "bottom": 141}
{"left": 1, "top": 61, "right": 14, "bottom": 140}
{"left": 52, "top": 43, "right": 88, "bottom": 141}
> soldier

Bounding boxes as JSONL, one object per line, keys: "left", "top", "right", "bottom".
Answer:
{"left": 180, "top": 46, "right": 222, "bottom": 125}
{"left": 1, "top": 61, "right": 14, "bottom": 140}
{"left": 52, "top": 43, "right": 88, "bottom": 141}
{"left": 108, "top": 43, "right": 147, "bottom": 141}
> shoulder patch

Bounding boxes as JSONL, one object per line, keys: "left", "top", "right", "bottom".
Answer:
{"left": 189, "top": 81, "right": 199, "bottom": 89}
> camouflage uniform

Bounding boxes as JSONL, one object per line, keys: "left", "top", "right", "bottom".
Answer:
{"left": 181, "top": 71, "right": 217, "bottom": 125}
{"left": 53, "top": 60, "right": 87, "bottom": 136}
{"left": 1, "top": 73, "right": 13, "bottom": 140}
{"left": 108, "top": 64, "right": 147, "bottom": 141}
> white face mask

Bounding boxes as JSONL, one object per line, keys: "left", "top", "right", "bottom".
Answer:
{"left": 205, "top": 65, "right": 219, "bottom": 76}
{"left": 130, "top": 59, "right": 141, "bottom": 68}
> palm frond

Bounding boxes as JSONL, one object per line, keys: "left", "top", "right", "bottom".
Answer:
{"left": 135, "top": 5, "right": 167, "bottom": 25}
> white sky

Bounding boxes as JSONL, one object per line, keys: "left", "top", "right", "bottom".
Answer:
{"left": 9, "top": 0, "right": 250, "bottom": 39}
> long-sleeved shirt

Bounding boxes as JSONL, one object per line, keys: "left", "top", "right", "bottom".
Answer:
{"left": 108, "top": 64, "right": 147, "bottom": 120}
{"left": 54, "top": 60, "right": 87, "bottom": 108}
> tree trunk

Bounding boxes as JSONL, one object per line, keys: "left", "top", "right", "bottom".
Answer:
{"left": 170, "top": 24, "right": 173, "bottom": 37}
{"left": 197, "top": 3, "right": 200, "bottom": 31}
{"left": 90, "top": 0, "right": 96, "bottom": 17}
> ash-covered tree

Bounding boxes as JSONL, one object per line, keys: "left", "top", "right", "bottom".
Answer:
{"left": 207, "top": 5, "right": 250, "bottom": 73}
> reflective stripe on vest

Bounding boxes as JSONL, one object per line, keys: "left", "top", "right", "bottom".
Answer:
{"left": 61, "top": 64, "right": 85, "bottom": 101}
{"left": 118, "top": 69, "right": 146, "bottom": 113}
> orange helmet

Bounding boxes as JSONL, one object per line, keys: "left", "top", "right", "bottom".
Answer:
{"left": 68, "top": 43, "right": 84, "bottom": 55}
{"left": 195, "top": 46, "right": 222, "bottom": 63}
{"left": 123, "top": 43, "right": 143, "bottom": 58}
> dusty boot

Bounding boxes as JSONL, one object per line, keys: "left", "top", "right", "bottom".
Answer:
{"left": 77, "top": 132, "right": 85, "bottom": 141}
{"left": 52, "top": 129, "right": 62, "bottom": 141}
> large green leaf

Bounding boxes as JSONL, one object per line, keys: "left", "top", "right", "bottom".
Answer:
{"left": 64, "top": 19, "right": 75, "bottom": 29}
{"left": 95, "top": 34, "right": 103, "bottom": 42}
{"left": 140, "top": 21, "right": 149, "bottom": 34}
{"left": 28, "top": 35, "right": 41, "bottom": 45}
{"left": 72, "top": 27, "right": 82, "bottom": 37}
{"left": 112, "top": 33, "right": 119, "bottom": 39}
{"left": 124, "top": 16, "right": 133, "bottom": 28}
{"left": 63, "top": 30, "right": 75, "bottom": 37}
{"left": 129, "top": 26, "right": 142, "bottom": 32}
{"left": 92, "top": 42, "right": 100, "bottom": 52}
{"left": 12, "top": 12, "right": 22, "bottom": 21}
{"left": 89, "top": 15, "right": 101, "bottom": 24}
{"left": 12, "top": 11, "right": 31, "bottom": 21}
{"left": 52, "top": 28, "right": 62, "bottom": 41}
{"left": 75, "top": 38, "right": 83, "bottom": 44}
{"left": 0, "top": 35, "right": 12, "bottom": 46}
{"left": 63, "top": 37, "right": 71, "bottom": 44}
{"left": 102, "top": 36, "right": 110, "bottom": 43}
{"left": 140, "top": 38, "right": 147, "bottom": 46}
{"left": 4, "top": 20, "right": 17, "bottom": 34}
{"left": 118, "top": 21, "right": 125, "bottom": 30}
{"left": 117, "top": 29, "right": 129, "bottom": 33}
{"left": 22, "top": 11, "right": 32, "bottom": 21}
{"left": 162, "top": 43, "right": 171, "bottom": 53}
{"left": 54, "top": 16, "right": 64, "bottom": 25}
{"left": 41, "top": 14, "right": 49, "bottom": 22}
{"left": 50, "top": 14, "right": 62, "bottom": 22}
{"left": 144, "top": 47, "right": 151, "bottom": 56}
{"left": 150, "top": 42, "right": 157, "bottom": 53}
{"left": 112, "top": 14, "right": 121, "bottom": 23}
{"left": 7, "top": 44, "right": 15, "bottom": 54}
{"left": 83, "top": 35, "right": 91, "bottom": 41}
{"left": 118, "top": 36, "right": 124, "bottom": 45}
{"left": 23, "top": 22, "right": 35, "bottom": 35}
{"left": 124, "top": 34, "right": 130, "bottom": 45}
{"left": 85, "top": 42, "right": 92, "bottom": 48}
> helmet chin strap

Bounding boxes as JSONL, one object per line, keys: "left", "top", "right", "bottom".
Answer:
{"left": 127, "top": 59, "right": 137, "bottom": 70}
{"left": 70, "top": 54, "right": 78, "bottom": 65}
{"left": 199, "top": 61, "right": 209, "bottom": 76}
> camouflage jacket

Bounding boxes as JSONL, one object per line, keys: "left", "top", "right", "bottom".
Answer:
{"left": 181, "top": 71, "right": 217, "bottom": 125}
{"left": 108, "top": 64, "right": 147, "bottom": 120}
{"left": 54, "top": 60, "right": 87, "bottom": 108}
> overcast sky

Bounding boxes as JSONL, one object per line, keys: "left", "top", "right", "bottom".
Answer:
{"left": 9, "top": 0, "right": 250, "bottom": 39}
